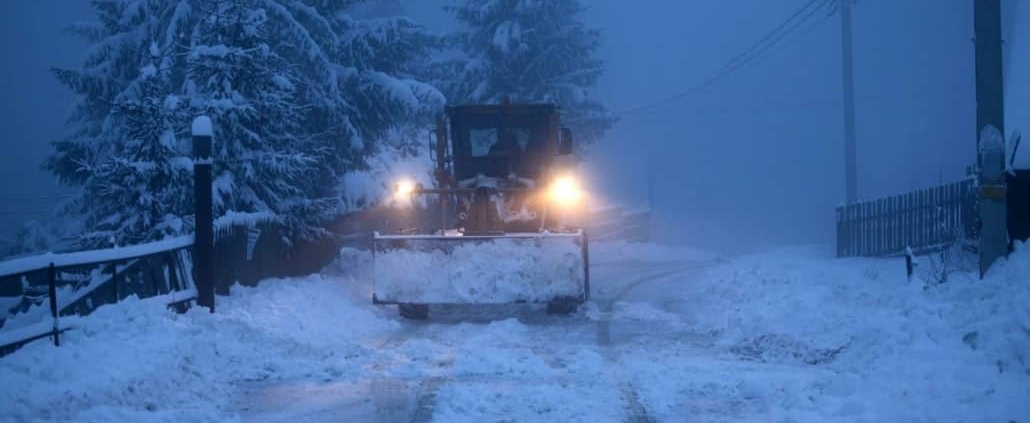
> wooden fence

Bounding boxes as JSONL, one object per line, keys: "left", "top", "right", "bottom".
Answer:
{"left": 836, "top": 178, "right": 977, "bottom": 257}
{"left": 0, "top": 236, "right": 196, "bottom": 356}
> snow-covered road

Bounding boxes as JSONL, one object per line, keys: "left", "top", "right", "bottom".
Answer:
{"left": 233, "top": 251, "right": 721, "bottom": 423}
{"left": 2, "top": 242, "right": 1028, "bottom": 423}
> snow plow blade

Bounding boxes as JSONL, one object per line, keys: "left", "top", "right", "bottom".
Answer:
{"left": 371, "top": 231, "right": 589, "bottom": 307}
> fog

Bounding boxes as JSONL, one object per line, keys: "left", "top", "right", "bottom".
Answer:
{"left": 0, "top": 1, "right": 90, "bottom": 239}
{"left": 0, "top": 0, "right": 1024, "bottom": 253}
{"left": 409, "top": 0, "right": 1000, "bottom": 253}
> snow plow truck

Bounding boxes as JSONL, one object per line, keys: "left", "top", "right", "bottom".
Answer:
{"left": 373, "top": 101, "right": 590, "bottom": 319}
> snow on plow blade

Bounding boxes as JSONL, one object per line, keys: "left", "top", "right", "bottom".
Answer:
{"left": 372, "top": 231, "right": 589, "bottom": 305}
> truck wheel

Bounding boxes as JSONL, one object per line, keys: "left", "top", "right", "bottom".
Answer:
{"left": 399, "top": 303, "right": 428, "bottom": 320}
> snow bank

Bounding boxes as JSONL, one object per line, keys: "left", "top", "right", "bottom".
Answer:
{"left": 373, "top": 236, "right": 585, "bottom": 303}
{"left": 0, "top": 274, "right": 396, "bottom": 423}
{"left": 619, "top": 245, "right": 1030, "bottom": 422}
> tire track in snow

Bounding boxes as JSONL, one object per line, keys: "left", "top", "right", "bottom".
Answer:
{"left": 368, "top": 258, "right": 717, "bottom": 422}
{"left": 369, "top": 306, "right": 581, "bottom": 422}
{"left": 594, "top": 261, "right": 720, "bottom": 423}
{"left": 229, "top": 312, "right": 442, "bottom": 423}
{"left": 366, "top": 318, "right": 453, "bottom": 423}
{"left": 232, "top": 259, "right": 720, "bottom": 423}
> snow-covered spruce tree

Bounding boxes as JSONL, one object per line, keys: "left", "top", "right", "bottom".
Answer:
{"left": 73, "top": 59, "right": 194, "bottom": 247}
{"left": 443, "top": 0, "right": 613, "bottom": 144}
{"left": 185, "top": 0, "right": 347, "bottom": 240}
{"left": 45, "top": 0, "right": 443, "bottom": 249}
{"left": 48, "top": 0, "right": 182, "bottom": 187}
{"left": 47, "top": 1, "right": 196, "bottom": 248}
{"left": 337, "top": 12, "right": 444, "bottom": 141}
{"left": 187, "top": 0, "right": 443, "bottom": 237}
{"left": 298, "top": 1, "right": 445, "bottom": 204}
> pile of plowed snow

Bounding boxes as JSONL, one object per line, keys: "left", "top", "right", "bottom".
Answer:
{"left": 0, "top": 274, "right": 398, "bottom": 423}
{"left": 615, "top": 243, "right": 1030, "bottom": 422}
{"left": 373, "top": 236, "right": 585, "bottom": 303}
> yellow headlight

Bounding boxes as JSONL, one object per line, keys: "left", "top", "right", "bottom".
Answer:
{"left": 549, "top": 176, "right": 582, "bottom": 205}
{"left": 394, "top": 179, "right": 416, "bottom": 198}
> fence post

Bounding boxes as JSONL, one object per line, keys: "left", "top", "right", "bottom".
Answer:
{"left": 193, "top": 116, "right": 216, "bottom": 311}
{"left": 893, "top": 195, "right": 898, "bottom": 251}
{"left": 922, "top": 189, "right": 928, "bottom": 249}
{"left": 861, "top": 202, "right": 869, "bottom": 255}
{"left": 877, "top": 198, "right": 884, "bottom": 255}
{"left": 904, "top": 247, "right": 916, "bottom": 282}
{"left": 888, "top": 196, "right": 895, "bottom": 253}
{"left": 112, "top": 262, "right": 119, "bottom": 303}
{"left": 836, "top": 206, "right": 843, "bottom": 257}
{"left": 47, "top": 263, "right": 59, "bottom": 347}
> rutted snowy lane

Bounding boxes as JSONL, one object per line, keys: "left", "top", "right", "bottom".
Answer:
{"left": 2, "top": 242, "right": 1028, "bottom": 423}
{"left": 232, "top": 256, "right": 717, "bottom": 423}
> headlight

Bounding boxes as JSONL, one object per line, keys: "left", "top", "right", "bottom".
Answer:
{"left": 394, "top": 179, "right": 416, "bottom": 199}
{"left": 548, "top": 175, "right": 583, "bottom": 206}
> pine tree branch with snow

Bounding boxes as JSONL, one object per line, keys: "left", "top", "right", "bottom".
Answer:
{"left": 441, "top": 0, "right": 615, "bottom": 144}
{"left": 43, "top": 0, "right": 444, "bottom": 250}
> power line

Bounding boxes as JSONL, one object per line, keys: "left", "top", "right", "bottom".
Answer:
{"left": 618, "top": 0, "right": 833, "bottom": 116}
{"left": 611, "top": 0, "right": 835, "bottom": 118}
{"left": 712, "top": 0, "right": 823, "bottom": 81}
{"left": 623, "top": 9, "right": 839, "bottom": 119}
{"left": 735, "top": 5, "right": 835, "bottom": 77}
{"left": 625, "top": 91, "right": 964, "bottom": 117}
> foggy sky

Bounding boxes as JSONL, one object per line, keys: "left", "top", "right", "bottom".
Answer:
{"left": 586, "top": 0, "right": 980, "bottom": 252}
{"left": 0, "top": 0, "right": 1024, "bottom": 253}
{"left": 0, "top": 1, "right": 90, "bottom": 239}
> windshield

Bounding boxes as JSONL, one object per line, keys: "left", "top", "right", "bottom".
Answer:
{"left": 469, "top": 127, "right": 532, "bottom": 157}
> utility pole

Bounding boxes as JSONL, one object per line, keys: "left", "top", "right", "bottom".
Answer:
{"left": 974, "top": 0, "right": 1008, "bottom": 277}
{"left": 975, "top": 0, "right": 1006, "bottom": 160}
{"left": 840, "top": 0, "right": 858, "bottom": 204}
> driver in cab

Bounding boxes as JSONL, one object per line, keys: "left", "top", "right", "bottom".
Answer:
{"left": 488, "top": 127, "right": 523, "bottom": 156}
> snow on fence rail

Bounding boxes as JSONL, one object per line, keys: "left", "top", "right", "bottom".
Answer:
{"left": 836, "top": 178, "right": 977, "bottom": 258}
{"left": 0, "top": 236, "right": 197, "bottom": 356}
{"left": 0, "top": 236, "right": 194, "bottom": 278}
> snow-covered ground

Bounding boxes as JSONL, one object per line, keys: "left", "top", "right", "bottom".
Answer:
{"left": 1, "top": 241, "right": 1028, "bottom": 422}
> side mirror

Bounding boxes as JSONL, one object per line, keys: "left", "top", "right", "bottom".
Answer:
{"left": 559, "top": 127, "right": 574, "bottom": 155}
{"left": 427, "top": 129, "right": 437, "bottom": 162}
{"left": 1009, "top": 130, "right": 1022, "bottom": 171}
